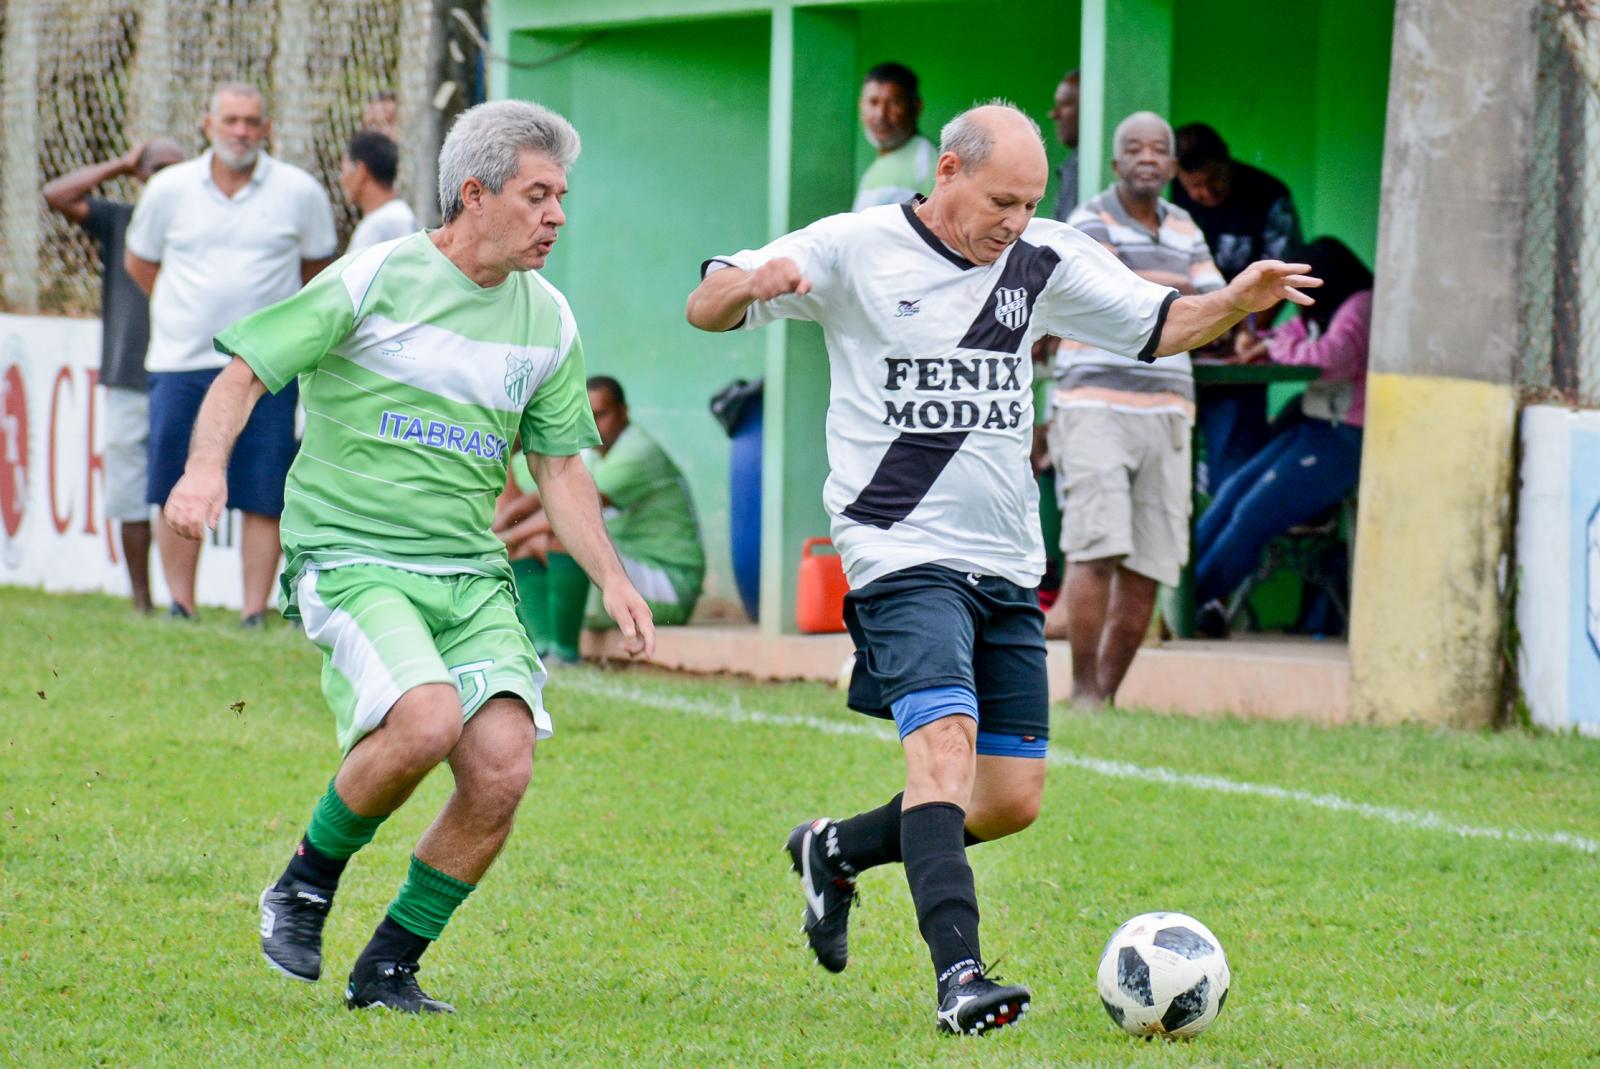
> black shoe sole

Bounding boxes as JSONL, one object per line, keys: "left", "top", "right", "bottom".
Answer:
{"left": 346, "top": 998, "right": 457, "bottom": 1014}
{"left": 261, "top": 948, "right": 317, "bottom": 983}
{"left": 940, "top": 990, "right": 1032, "bottom": 1037}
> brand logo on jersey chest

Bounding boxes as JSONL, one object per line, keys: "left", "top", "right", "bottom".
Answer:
{"left": 895, "top": 299, "right": 921, "bottom": 318}
{"left": 992, "top": 287, "right": 1028, "bottom": 330}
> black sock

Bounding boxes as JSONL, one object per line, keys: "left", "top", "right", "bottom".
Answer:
{"left": 831, "top": 793, "right": 902, "bottom": 872}
{"left": 352, "top": 915, "right": 432, "bottom": 982}
{"left": 278, "top": 835, "right": 347, "bottom": 892}
{"left": 832, "top": 794, "right": 987, "bottom": 874}
{"left": 901, "top": 801, "right": 982, "bottom": 997}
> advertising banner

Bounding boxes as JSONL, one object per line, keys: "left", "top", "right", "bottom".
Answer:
{"left": 1517, "top": 405, "right": 1600, "bottom": 735}
{"left": 0, "top": 313, "right": 258, "bottom": 611}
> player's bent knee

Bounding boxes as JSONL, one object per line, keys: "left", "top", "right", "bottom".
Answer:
{"left": 384, "top": 683, "right": 464, "bottom": 764}
{"left": 468, "top": 755, "right": 533, "bottom": 823}
{"left": 969, "top": 741, "right": 1047, "bottom": 837}
{"left": 457, "top": 696, "right": 537, "bottom": 818}
{"left": 966, "top": 790, "right": 1042, "bottom": 840}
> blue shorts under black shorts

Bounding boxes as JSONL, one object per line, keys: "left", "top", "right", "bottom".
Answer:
{"left": 843, "top": 563, "right": 1049, "bottom": 757}
{"left": 147, "top": 368, "right": 298, "bottom": 517}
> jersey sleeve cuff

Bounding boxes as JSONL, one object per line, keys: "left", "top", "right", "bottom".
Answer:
{"left": 1137, "top": 289, "right": 1180, "bottom": 363}
{"left": 523, "top": 430, "right": 602, "bottom": 457}
{"left": 698, "top": 258, "right": 751, "bottom": 330}
{"left": 214, "top": 336, "right": 291, "bottom": 394}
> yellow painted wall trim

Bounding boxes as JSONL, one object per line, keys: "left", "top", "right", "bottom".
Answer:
{"left": 1349, "top": 372, "right": 1516, "bottom": 727}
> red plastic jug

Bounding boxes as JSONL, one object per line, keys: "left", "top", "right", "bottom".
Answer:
{"left": 795, "top": 537, "right": 850, "bottom": 634}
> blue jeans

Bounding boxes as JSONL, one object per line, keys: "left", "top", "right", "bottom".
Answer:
{"left": 1193, "top": 420, "right": 1363, "bottom": 605}
{"left": 1197, "top": 385, "right": 1271, "bottom": 495}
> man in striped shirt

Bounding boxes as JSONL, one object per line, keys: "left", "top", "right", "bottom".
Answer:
{"left": 1048, "top": 111, "right": 1224, "bottom": 704}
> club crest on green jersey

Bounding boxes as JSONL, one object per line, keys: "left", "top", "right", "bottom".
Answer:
{"left": 504, "top": 353, "right": 534, "bottom": 406}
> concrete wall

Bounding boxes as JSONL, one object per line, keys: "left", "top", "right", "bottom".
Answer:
{"left": 1349, "top": 0, "right": 1539, "bottom": 726}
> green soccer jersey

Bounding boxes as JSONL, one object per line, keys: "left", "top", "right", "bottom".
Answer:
{"left": 589, "top": 424, "right": 705, "bottom": 590}
{"left": 215, "top": 232, "right": 600, "bottom": 615}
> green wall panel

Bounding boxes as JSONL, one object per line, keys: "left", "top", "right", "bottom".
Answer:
{"left": 1172, "top": 0, "right": 1393, "bottom": 265}
{"left": 853, "top": 0, "right": 1082, "bottom": 213}
{"left": 506, "top": 17, "right": 771, "bottom": 617}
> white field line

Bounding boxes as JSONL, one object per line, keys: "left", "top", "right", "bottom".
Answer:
{"left": 556, "top": 674, "right": 1599, "bottom": 858}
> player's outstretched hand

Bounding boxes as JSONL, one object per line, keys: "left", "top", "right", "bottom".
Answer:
{"left": 163, "top": 468, "right": 227, "bottom": 541}
{"left": 747, "top": 257, "right": 812, "bottom": 301}
{"left": 602, "top": 581, "right": 656, "bottom": 659}
{"left": 1227, "top": 260, "right": 1323, "bottom": 313}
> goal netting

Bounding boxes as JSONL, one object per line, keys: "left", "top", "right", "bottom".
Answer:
{"left": 0, "top": 0, "right": 458, "bottom": 315}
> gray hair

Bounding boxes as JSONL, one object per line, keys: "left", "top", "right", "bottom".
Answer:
{"left": 939, "top": 99, "right": 1043, "bottom": 171}
{"left": 209, "top": 82, "right": 265, "bottom": 117}
{"left": 437, "top": 100, "right": 581, "bottom": 223}
{"left": 1111, "top": 111, "right": 1176, "bottom": 161}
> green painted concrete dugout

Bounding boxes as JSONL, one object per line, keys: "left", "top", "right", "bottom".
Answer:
{"left": 492, "top": 0, "right": 1395, "bottom": 634}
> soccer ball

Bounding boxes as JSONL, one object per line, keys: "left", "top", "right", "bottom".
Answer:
{"left": 1096, "top": 912, "right": 1230, "bottom": 1038}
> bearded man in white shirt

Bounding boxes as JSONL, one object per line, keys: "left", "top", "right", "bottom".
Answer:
{"left": 125, "top": 83, "right": 338, "bottom": 625}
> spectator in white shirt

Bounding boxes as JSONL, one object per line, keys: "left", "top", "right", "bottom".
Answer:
{"left": 124, "top": 82, "right": 338, "bottom": 626}
{"left": 341, "top": 130, "right": 419, "bottom": 253}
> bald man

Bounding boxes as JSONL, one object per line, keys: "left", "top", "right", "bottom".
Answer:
{"left": 1047, "top": 111, "right": 1225, "bottom": 703}
{"left": 687, "top": 101, "right": 1319, "bottom": 1036}
{"left": 43, "top": 137, "right": 187, "bottom": 613}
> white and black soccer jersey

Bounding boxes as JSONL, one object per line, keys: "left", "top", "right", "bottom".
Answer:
{"left": 706, "top": 198, "right": 1177, "bottom": 588}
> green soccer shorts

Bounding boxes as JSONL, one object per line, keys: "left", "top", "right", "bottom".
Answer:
{"left": 292, "top": 564, "right": 552, "bottom": 754}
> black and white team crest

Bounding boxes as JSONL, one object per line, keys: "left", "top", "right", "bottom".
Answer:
{"left": 993, "top": 287, "right": 1029, "bottom": 330}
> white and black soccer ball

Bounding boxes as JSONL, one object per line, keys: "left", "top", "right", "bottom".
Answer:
{"left": 1096, "top": 911, "right": 1230, "bottom": 1038}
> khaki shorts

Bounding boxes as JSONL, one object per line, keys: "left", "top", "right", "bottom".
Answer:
{"left": 1049, "top": 404, "right": 1192, "bottom": 587}
{"left": 103, "top": 386, "right": 150, "bottom": 523}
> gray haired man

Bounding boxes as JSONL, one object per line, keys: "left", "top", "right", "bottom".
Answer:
{"left": 688, "top": 101, "right": 1318, "bottom": 1035}
{"left": 164, "top": 99, "right": 654, "bottom": 1013}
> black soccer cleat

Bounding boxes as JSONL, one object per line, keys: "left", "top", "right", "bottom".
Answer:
{"left": 259, "top": 880, "right": 333, "bottom": 982}
{"left": 936, "top": 964, "right": 1032, "bottom": 1037}
{"left": 345, "top": 961, "right": 457, "bottom": 1014}
{"left": 785, "top": 817, "right": 858, "bottom": 973}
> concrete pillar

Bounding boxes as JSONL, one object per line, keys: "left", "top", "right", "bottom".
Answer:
{"left": 1078, "top": 0, "right": 1172, "bottom": 198}
{"left": 270, "top": 0, "right": 315, "bottom": 167}
{"left": 1349, "top": 0, "right": 1539, "bottom": 726}
{"left": 1, "top": 0, "right": 42, "bottom": 311}
{"left": 398, "top": 0, "right": 446, "bottom": 226}
{"left": 126, "top": 0, "right": 174, "bottom": 144}
{"left": 759, "top": 4, "right": 855, "bottom": 635}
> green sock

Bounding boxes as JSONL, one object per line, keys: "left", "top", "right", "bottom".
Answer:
{"left": 305, "top": 779, "right": 386, "bottom": 860}
{"left": 511, "top": 557, "right": 552, "bottom": 654}
{"left": 387, "top": 855, "right": 476, "bottom": 940}
{"left": 546, "top": 551, "right": 590, "bottom": 661}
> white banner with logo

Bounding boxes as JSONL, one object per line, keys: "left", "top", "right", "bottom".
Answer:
{"left": 0, "top": 313, "right": 260, "bottom": 610}
{"left": 1517, "top": 404, "right": 1600, "bottom": 736}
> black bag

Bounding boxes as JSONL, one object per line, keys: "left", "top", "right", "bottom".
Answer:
{"left": 709, "top": 378, "right": 764, "bottom": 436}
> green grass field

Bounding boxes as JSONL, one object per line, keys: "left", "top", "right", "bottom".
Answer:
{"left": 2, "top": 586, "right": 1598, "bottom": 1067}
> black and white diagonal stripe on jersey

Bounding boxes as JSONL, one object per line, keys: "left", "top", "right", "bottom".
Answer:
{"left": 708, "top": 199, "right": 1174, "bottom": 588}
{"left": 958, "top": 240, "right": 1061, "bottom": 354}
